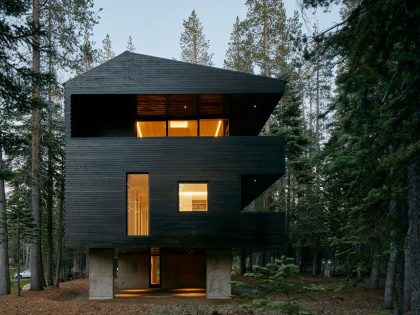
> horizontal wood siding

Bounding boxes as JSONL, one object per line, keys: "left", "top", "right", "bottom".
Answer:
{"left": 65, "top": 136, "right": 285, "bottom": 249}
{"left": 65, "top": 52, "right": 286, "bottom": 95}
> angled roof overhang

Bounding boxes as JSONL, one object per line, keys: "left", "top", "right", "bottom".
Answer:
{"left": 64, "top": 51, "right": 286, "bottom": 95}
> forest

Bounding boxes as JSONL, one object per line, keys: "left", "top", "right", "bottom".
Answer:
{"left": 0, "top": 0, "right": 419, "bottom": 314}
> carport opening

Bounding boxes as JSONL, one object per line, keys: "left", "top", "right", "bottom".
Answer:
{"left": 115, "top": 248, "right": 206, "bottom": 297}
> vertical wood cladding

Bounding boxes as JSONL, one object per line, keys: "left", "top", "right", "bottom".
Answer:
{"left": 65, "top": 137, "right": 285, "bottom": 249}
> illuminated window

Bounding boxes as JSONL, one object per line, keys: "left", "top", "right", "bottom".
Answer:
{"left": 168, "top": 120, "right": 197, "bottom": 137}
{"left": 136, "top": 121, "right": 166, "bottom": 138}
{"left": 150, "top": 255, "right": 160, "bottom": 286}
{"left": 199, "top": 119, "right": 229, "bottom": 137}
{"left": 136, "top": 119, "right": 229, "bottom": 137}
{"left": 127, "top": 174, "right": 149, "bottom": 235}
{"left": 179, "top": 183, "right": 208, "bottom": 212}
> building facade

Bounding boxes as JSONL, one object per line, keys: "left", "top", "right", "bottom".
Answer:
{"left": 64, "top": 52, "right": 286, "bottom": 299}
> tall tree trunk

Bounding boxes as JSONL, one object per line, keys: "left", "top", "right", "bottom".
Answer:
{"left": 240, "top": 249, "right": 247, "bottom": 275}
{"left": 384, "top": 243, "right": 397, "bottom": 310}
{"left": 0, "top": 137, "right": 10, "bottom": 295}
{"left": 30, "top": 0, "right": 43, "bottom": 291}
{"left": 262, "top": 0, "right": 269, "bottom": 77}
{"left": 369, "top": 254, "right": 380, "bottom": 289}
{"left": 54, "top": 174, "right": 64, "bottom": 287}
{"left": 311, "top": 251, "right": 318, "bottom": 276}
{"left": 262, "top": 0, "right": 272, "bottom": 135}
{"left": 45, "top": 7, "right": 54, "bottom": 286}
{"left": 395, "top": 250, "right": 405, "bottom": 315}
{"left": 408, "top": 163, "right": 420, "bottom": 314}
{"left": 404, "top": 242, "right": 411, "bottom": 312}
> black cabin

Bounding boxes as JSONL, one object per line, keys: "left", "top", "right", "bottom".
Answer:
{"left": 64, "top": 51, "right": 286, "bottom": 299}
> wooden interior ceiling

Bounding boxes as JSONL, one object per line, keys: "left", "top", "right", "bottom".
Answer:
{"left": 136, "top": 94, "right": 225, "bottom": 117}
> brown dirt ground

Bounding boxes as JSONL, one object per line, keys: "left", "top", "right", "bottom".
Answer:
{"left": 0, "top": 277, "right": 385, "bottom": 315}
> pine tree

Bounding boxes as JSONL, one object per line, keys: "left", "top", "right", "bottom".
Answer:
{"left": 302, "top": 0, "right": 420, "bottom": 311}
{"left": 30, "top": 0, "right": 43, "bottom": 291}
{"left": 180, "top": 10, "right": 214, "bottom": 66}
{"left": 244, "top": 0, "right": 288, "bottom": 77}
{"left": 127, "top": 35, "right": 135, "bottom": 52}
{"left": 78, "top": 32, "right": 97, "bottom": 74}
{"left": 224, "top": 17, "right": 253, "bottom": 73}
{"left": 99, "top": 34, "right": 115, "bottom": 63}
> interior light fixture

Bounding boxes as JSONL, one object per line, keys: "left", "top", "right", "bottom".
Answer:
{"left": 179, "top": 192, "right": 208, "bottom": 196}
{"left": 253, "top": 105, "right": 257, "bottom": 108}
{"left": 215, "top": 120, "right": 222, "bottom": 137}
{"left": 184, "top": 105, "right": 187, "bottom": 109}
{"left": 170, "top": 121, "right": 188, "bottom": 128}
{"left": 136, "top": 122, "right": 143, "bottom": 138}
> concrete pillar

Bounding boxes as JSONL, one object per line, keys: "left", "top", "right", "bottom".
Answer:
{"left": 89, "top": 248, "right": 114, "bottom": 299}
{"left": 206, "top": 249, "right": 231, "bottom": 299}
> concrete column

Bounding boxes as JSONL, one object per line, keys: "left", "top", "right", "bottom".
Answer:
{"left": 89, "top": 248, "right": 114, "bottom": 299}
{"left": 206, "top": 249, "right": 231, "bottom": 299}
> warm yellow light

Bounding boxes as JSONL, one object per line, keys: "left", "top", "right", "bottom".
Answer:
{"left": 170, "top": 121, "right": 188, "bottom": 128}
{"left": 179, "top": 192, "right": 208, "bottom": 196}
{"left": 136, "top": 122, "right": 143, "bottom": 138}
{"left": 215, "top": 120, "right": 222, "bottom": 137}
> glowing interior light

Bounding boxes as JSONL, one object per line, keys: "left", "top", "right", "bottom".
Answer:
{"left": 136, "top": 122, "right": 143, "bottom": 138}
{"left": 215, "top": 120, "right": 222, "bottom": 137}
{"left": 179, "top": 192, "right": 208, "bottom": 196}
{"left": 170, "top": 121, "right": 188, "bottom": 128}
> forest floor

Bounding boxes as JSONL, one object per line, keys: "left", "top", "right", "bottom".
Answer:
{"left": 0, "top": 276, "right": 387, "bottom": 315}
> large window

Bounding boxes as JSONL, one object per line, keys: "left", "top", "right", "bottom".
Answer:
{"left": 199, "top": 119, "right": 228, "bottom": 137}
{"left": 136, "top": 121, "right": 166, "bottom": 137}
{"left": 136, "top": 119, "right": 229, "bottom": 138}
{"left": 127, "top": 174, "right": 149, "bottom": 235}
{"left": 179, "top": 183, "right": 208, "bottom": 212}
{"left": 168, "top": 120, "right": 198, "bottom": 137}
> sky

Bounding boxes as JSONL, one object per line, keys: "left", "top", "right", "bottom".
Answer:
{"left": 90, "top": 0, "right": 341, "bottom": 68}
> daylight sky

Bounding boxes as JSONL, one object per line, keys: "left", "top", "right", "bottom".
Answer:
{"left": 91, "top": 0, "right": 341, "bottom": 68}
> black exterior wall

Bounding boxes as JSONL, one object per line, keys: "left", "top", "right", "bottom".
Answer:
{"left": 64, "top": 52, "right": 286, "bottom": 251}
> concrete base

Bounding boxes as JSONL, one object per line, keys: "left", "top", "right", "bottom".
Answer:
{"left": 89, "top": 249, "right": 114, "bottom": 299}
{"left": 117, "top": 254, "right": 149, "bottom": 289}
{"left": 206, "top": 249, "right": 231, "bottom": 299}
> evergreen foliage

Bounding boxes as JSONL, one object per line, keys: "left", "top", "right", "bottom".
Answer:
{"left": 180, "top": 10, "right": 214, "bottom": 66}
{"left": 99, "top": 34, "right": 115, "bottom": 63}
{"left": 224, "top": 17, "right": 253, "bottom": 73}
{"left": 126, "top": 35, "right": 135, "bottom": 52}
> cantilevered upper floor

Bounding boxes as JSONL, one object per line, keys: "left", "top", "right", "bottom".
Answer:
{"left": 64, "top": 52, "right": 287, "bottom": 249}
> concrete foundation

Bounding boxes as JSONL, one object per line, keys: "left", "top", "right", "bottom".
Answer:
{"left": 206, "top": 249, "right": 231, "bottom": 299}
{"left": 117, "top": 254, "right": 149, "bottom": 289}
{"left": 89, "top": 248, "right": 114, "bottom": 299}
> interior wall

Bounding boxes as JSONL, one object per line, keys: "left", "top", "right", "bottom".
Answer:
{"left": 161, "top": 254, "right": 206, "bottom": 288}
{"left": 116, "top": 254, "right": 149, "bottom": 289}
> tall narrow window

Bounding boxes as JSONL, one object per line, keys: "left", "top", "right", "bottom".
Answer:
{"left": 179, "top": 183, "right": 208, "bottom": 212}
{"left": 127, "top": 174, "right": 149, "bottom": 235}
{"left": 150, "top": 247, "right": 160, "bottom": 287}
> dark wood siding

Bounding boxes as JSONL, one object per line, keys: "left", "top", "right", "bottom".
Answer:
{"left": 65, "top": 136, "right": 285, "bottom": 249}
{"left": 64, "top": 51, "right": 286, "bottom": 95}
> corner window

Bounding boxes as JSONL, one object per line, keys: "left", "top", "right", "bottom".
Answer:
{"left": 136, "top": 121, "right": 166, "bottom": 137}
{"left": 127, "top": 174, "right": 149, "bottom": 235}
{"left": 179, "top": 183, "right": 208, "bottom": 212}
{"left": 199, "top": 119, "right": 229, "bottom": 137}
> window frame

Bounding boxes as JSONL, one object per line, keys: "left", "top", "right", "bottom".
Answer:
{"left": 177, "top": 181, "right": 210, "bottom": 213}
{"left": 126, "top": 172, "right": 150, "bottom": 237}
